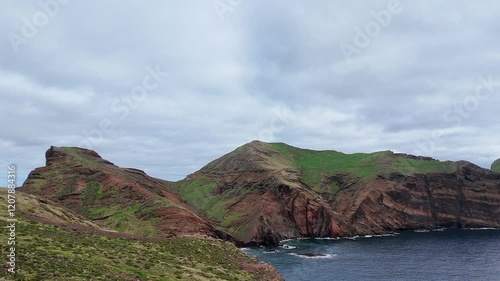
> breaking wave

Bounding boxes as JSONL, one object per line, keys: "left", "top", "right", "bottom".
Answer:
{"left": 289, "top": 253, "right": 337, "bottom": 259}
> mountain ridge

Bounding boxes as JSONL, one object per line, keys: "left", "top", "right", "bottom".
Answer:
{"left": 174, "top": 141, "right": 500, "bottom": 244}
{"left": 20, "top": 141, "right": 500, "bottom": 247}
{"left": 21, "top": 145, "right": 233, "bottom": 241}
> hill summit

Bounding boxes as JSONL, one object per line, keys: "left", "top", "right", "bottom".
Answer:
{"left": 492, "top": 158, "right": 500, "bottom": 172}
{"left": 21, "top": 146, "right": 232, "bottom": 240}
{"left": 176, "top": 141, "right": 500, "bottom": 244}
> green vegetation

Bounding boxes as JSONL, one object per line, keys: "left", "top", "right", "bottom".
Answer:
{"left": 81, "top": 180, "right": 102, "bottom": 205}
{"left": 176, "top": 178, "right": 243, "bottom": 229}
{"left": 0, "top": 190, "right": 271, "bottom": 280}
{"left": 175, "top": 142, "right": 456, "bottom": 239}
{"left": 56, "top": 182, "right": 76, "bottom": 197}
{"left": 0, "top": 189, "right": 102, "bottom": 229}
{"left": 393, "top": 157, "right": 454, "bottom": 175}
{"left": 0, "top": 219, "right": 265, "bottom": 281}
{"left": 59, "top": 147, "right": 104, "bottom": 169}
{"left": 271, "top": 142, "right": 454, "bottom": 188}
{"left": 29, "top": 179, "right": 48, "bottom": 190}
{"left": 87, "top": 203, "right": 160, "bottom": 237}
{"left": 139, "top": 197, "right": 175, "bottom": 214}
{"left": 492, "top": 159, "right": 500, "bottom": 172}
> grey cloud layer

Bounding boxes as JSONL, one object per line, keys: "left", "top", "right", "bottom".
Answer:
{"left": 1, "top": 0, "right": 499, "bottom": 185}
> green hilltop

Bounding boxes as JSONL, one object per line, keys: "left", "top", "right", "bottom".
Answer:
{"left": 270, "top": 142, "right": 455, "bottom": 188}
{"left": 492, "top": 159, "right": 500, "bottom": 172}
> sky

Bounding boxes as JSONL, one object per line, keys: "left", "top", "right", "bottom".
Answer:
{"left": 1, "top": 0, "right": 500, "bottom": 186}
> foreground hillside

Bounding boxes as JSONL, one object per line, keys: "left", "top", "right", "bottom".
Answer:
{"left": 175, "top": 141, "right": 500, "bottom": 244}
{"left": 0, "top": 190, "right": 283, "bottom": 280}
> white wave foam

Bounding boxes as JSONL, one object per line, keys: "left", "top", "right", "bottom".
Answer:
{"left": 432, "top": 228, "right": 446, "bottom": 232}
{"left": 315, "top": 237, "right": 340, "bottom": 240}
{"left": 263, "top": 250, "right": 281, "bottom": 254}
{"left": 280, "top": 244, "right": 297, "bottom": 249}
{"left": 283, "top": 233, "right": 401, "bottom": 243}
{"left": 372, "top": 233, "right": 399, "bottom": 237}
{"left": 467, "top": 227, "right": 498, "bottom": 231}
{"left": 289, "top": 253, "right": 337, "bottom": 259}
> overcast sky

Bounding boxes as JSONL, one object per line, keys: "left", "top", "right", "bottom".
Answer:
{"left": 2, "top": 0, "right": 500, "bottom": 186}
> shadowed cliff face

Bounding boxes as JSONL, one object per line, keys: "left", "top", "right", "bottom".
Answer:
{"left": 20, "top": 146, "right": 232, "bottom": 240}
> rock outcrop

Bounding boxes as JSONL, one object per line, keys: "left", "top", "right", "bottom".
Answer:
{"left": 20, "top": 146, "right": 231, "bottom": 240}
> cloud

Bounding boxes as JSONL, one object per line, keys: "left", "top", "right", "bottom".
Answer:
{"left": 1, "top": 0, "right": 500, "bottom": 186}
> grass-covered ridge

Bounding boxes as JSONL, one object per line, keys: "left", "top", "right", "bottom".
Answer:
{"left": 58, "top": 147, "right": 107, "bottom": 169}
{"left": 271, "top": 142, "right": 454, "bottom": 188}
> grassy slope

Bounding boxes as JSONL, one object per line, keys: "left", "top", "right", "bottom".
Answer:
{"left": 0, "top": 190, "right": 270, "bottom": 281}
{"left": 0, "top": 220, "right": 264, "bottom": 281}
{"left": 492, "top": 159, "right": 500, "bottom": 172}
{"left": 0, "top": 189, "right": 102, "bottom": 229}
{"left": 271, "top": 142, "right": 454, "bottom": 192}
{"left": 176, "top": 178, "right": 247, "bottom": 237}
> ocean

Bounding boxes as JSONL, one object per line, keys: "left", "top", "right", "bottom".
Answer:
{"left": 243, "top": 229, "right": 500, "bottom": 281}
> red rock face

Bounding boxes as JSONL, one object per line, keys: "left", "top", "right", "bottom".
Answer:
{"left": 331, "top": 165, "right": 500, "bottom": 235}
{"left": 227, "top": 186, "right": 346, "bottom": 245}
{"left": 179, "top": 142, "right": 500, "bottom": 245}
{"left": 20, "top": 146, "right": 231, "bottom": 240}
{"left": 213, "top": 164, "right": 500, "bottom": 245}
{"left": 186, "top": 142, "right": 354, "bottom": 245}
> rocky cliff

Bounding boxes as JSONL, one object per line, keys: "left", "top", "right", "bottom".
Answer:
{"left": 21, "top": 142, "right": 500, "bottom": 247}
{"left": 175, "top": 141, "right": 500, "bottom": 245}
{"left": 20, "top": 146, "right": 231, "bottom": 240}
{"left": 175, "top": 141, "right": 350, "bottom": 245}
{"left": 330, "top": 165, "right": 500, "bottom": 234}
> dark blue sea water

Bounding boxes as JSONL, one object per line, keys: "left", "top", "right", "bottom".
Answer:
{"left": 243, "top": 229, "right": 500, "bottom": 281}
